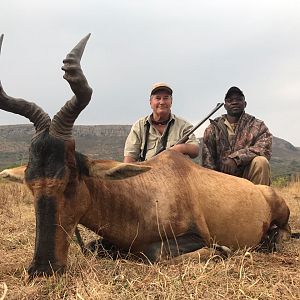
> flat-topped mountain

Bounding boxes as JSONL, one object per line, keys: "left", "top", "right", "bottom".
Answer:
{"left": 0, "top": 124, "right": 299, "bottom": 179}
{"left": 0, "top": 124, "right": 131, "bottom": 168}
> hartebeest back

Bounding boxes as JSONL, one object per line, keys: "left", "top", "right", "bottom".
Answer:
{"left": 0, "top": 34, "right": 291, "bottom": 277}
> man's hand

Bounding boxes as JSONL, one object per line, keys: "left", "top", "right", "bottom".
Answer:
{"left": 220, "top": 158, "right": 238, "bottom": 175}
{"left": 170, "top": 144, "right": 200, "bottom": 159}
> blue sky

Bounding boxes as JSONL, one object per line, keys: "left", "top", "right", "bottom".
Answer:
{"left": 1, "top": 0, "right": 300, "bottom": 145}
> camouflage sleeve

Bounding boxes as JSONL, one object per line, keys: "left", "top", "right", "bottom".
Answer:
{"left": 202, "top": 124, "right": 217, "bottom": 170}
{"left": 228, "top": 121, "right": 272, "bottom": 166}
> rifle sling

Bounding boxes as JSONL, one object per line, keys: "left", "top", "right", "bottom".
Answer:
{"left": 139, "top": 122, "right": 150, "bottom": 162}
{"left": 139, "top": 120, "right": 173, "bottom": 161}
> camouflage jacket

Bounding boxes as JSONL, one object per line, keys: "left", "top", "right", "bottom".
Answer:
{"left": 202, "top": 112, "right": 272, "bottom": 176}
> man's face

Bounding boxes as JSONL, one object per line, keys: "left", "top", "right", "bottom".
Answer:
{"left": 224, "top": 94, "right": 247, "bottom": 117}
{"left": 150, "top": 91, "right": 172, "bottom": 116}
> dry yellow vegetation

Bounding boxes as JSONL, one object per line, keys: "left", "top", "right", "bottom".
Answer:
{"left": 0, "top": 179, "right": 300, "bottom": 300}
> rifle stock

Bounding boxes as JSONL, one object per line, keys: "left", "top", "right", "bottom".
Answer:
{"left": 154, "top": 102, "right": 224, "bottom": 156}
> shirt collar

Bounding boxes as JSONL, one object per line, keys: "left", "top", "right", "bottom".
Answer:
{"left": 146, "top": 113, "right": 175, "bottom": 125}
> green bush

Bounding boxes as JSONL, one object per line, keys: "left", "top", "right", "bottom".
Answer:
{"left": 271, "top": 175, "right": 290, "bottom": 187}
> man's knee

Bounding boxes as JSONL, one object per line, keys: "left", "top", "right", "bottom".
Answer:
{"left": 244, "top": 156, "right": 270, "bottom": 185}
{"left": 250, "top": 156, "right": 269, "bottom": 170}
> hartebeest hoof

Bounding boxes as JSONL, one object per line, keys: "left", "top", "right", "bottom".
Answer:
{"left": 215, "top": 245, "right": 232, "bottom": 257}
{"left": 257, "top": 224, "right": 291, "bottom": 253}
{"left": 27, "top": 262, "right": 66, "bottom": 278}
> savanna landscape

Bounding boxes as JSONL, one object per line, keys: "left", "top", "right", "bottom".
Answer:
{"left": 1, "top": 34, "right": 299, "bottom": 299}
{"left": 1, "top": 175, "right": 300, "bottom": 299}
{"left": 1, "top": 2, "right": 300, "bottom": 299}
{"left": 1, "top": 125, "right": 300, "bottom": 300}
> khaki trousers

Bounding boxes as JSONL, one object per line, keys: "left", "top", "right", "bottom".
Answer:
{"left": 242, "top": 156, "right": 271, "bottom": 186}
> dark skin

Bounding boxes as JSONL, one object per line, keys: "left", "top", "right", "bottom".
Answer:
{"left": 221, "top": 94, "right": 247, "bottom": 175}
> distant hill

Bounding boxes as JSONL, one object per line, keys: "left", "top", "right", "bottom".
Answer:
{"left": 270, "top": 137, "right": 300, "bottom": 178}
{"left": 0, "top": 124, "right": 299, "bottom": 179}
{"left": 0, "top": 124, "right": 131, "bottom": 168}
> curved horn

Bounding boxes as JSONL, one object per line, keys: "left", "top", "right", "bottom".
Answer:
{"left": 49, "top": 34, "right": 93, "bottom": 140}
{"left": 0, "top": 34, "right": 51, "bottom": 133}
{"left": 0, "top": 34, "right": 3, "bottom": 55}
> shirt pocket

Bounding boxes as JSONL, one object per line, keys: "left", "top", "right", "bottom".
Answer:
{"left": 146, "top": 137, "right": 157, "bottom": 151}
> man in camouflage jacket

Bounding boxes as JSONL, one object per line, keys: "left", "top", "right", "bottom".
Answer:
{"left": 202, "top": 86, "right": 272, "bottom": 185}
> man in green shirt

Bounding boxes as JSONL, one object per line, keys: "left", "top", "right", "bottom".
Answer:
{"left": 124, "top": 83, "right": 199, "bottom": 162}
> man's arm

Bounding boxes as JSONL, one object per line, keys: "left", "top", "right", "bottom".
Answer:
{"left": 124, "top": 156, "right": 137, "bottom": 163}
{"left": 123, "top": 121, "right": 142, "bottom": 162}
{"left": 228, "top": 121, "right": 272, "bottom": 167}
{"left": 171, "top": 143, "right": 199, "bottom": 158}
{"left": 202, "top": 125, "right": 218, "bottom": 170}
{"left": 171, "top": 119, "right": 200, "bottom": 159}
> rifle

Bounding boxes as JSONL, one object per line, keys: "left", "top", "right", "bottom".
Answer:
{"left": 154, "top": 102, "right": 224, "bottom": 156}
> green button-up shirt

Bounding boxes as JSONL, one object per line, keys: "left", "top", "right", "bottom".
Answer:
{"left": 124, "top": 114, "right": 198, "bottom": 161}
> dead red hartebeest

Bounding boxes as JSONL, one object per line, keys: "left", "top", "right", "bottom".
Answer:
{"left": 0, "top": 34, "right": 291, "bottom": 277}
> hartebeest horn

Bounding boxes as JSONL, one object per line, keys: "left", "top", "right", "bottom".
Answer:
{"left": 0, "top": 34, "right": 3, "bottom": 55}
{"left": 49, "top": 34, "right": 93, "bottom": 140}
{"left": 0, "top": 34, "right": 51, "bottom": 134}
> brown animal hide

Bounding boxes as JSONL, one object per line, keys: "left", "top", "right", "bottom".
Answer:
{"left": 0, "top": 34, "right": 291, "bottom": 278}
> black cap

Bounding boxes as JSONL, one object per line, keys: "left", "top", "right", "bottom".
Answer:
{"left": 225, "top": 86, "right": 244, "bottom": 100}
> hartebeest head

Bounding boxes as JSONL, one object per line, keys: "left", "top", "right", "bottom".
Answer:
{"left": 0, "top": 34, "right": 93, "bottom": 276}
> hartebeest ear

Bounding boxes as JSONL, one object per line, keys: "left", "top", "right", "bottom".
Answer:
{"left": 90, "top": 161, "right": 151, "bottom": 180}
{"left": 0, "top": 165, "right": 27, "bottom": 183}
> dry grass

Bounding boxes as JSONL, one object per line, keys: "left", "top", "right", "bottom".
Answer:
{"left": 1, "top": 179, "right": 300, "bottom": 299}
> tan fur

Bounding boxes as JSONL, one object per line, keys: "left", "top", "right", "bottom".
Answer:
{"left": 4, "top": 151, "right": 290, "bottom": 256}
{"left": 74, "top": 150, "right": 290, "bottom": 253}
{"left": 0, "top": 34, "right": 290, "bottom": 276}
{"left": 0, "top": 165, "right": 26, "bottom": 182}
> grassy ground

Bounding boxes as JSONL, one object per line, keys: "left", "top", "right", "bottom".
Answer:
{"left": 1, "top": 179, "right": 300, "bottom": 300}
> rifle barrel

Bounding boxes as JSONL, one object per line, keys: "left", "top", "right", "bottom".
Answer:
{"left": 175, "top": 102, "right": 224, "bottom": 145}
{"left": 154, "top": 102, "right": 224, "bottom": 156}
